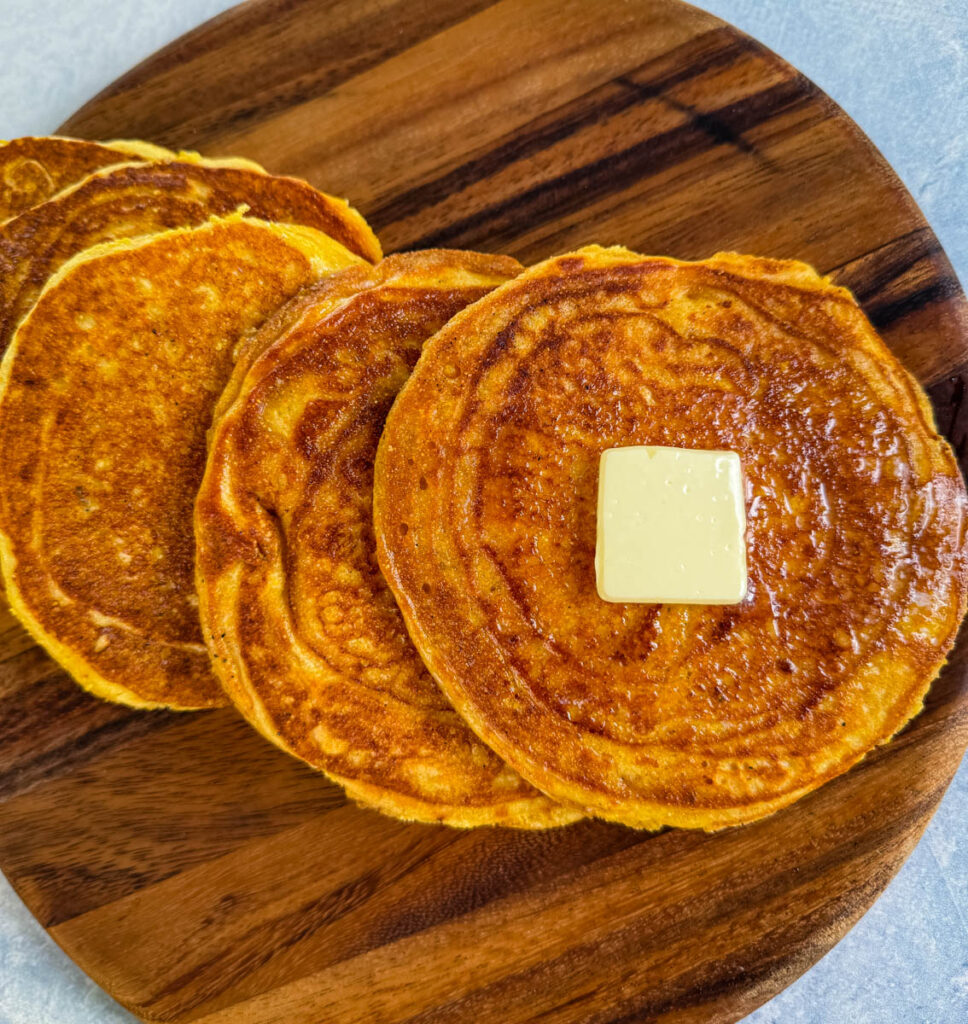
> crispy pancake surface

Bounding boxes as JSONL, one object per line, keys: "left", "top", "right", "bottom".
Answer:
{"left": 0, "top": 136, "right": 155, "bottom": 222}
{"left": 375, "top": 246, "right": 968, "bottom": 830}
{"left": 0, "top": 158, "right": 381, "bottom": 358}
{"left": 0, "top": 215, "right": 364, "bottom": 709}
{"left": 196, "top": 251, "right": 579, "bottom": 826}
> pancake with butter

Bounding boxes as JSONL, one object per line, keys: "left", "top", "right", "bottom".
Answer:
{"left": 196, "top": 251, "right": 578, "bottom": 826}
{"left": 0, "top": 136, "right": 165, "bottom": 222}
{"left": 0, "top": 157, "right": 381, "bottom": 359}
{"left": 375, "top": 246, "right": 968, "bottom": 830}
{"left": 0, "top": 215, "right": 364, "bottom": 710}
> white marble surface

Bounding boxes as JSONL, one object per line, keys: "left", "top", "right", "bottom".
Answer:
{"left": 0, "top": 1, "right": 966, "bottom": 1022}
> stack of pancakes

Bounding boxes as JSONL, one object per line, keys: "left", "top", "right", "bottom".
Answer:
{"left": 1, "top": 136, "right": 965, "bottom": 830}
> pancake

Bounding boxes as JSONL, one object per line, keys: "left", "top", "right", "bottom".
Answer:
{"left": 0, "top": 136, "right": 161, "bottom": 222}
{"left": 105, "top": 140, "right": 248, "bottom": 165}
{"left": 195, "top": 251, "right": 579, "bottom": 827}
{"left": 0, "top": 157, "right": 381, "bottom": 359}
{"left": 0, "top": 214, "right": 364, "bottom": 710}
{"left": 375, "top": 245, "right": 968, "bottom": 831}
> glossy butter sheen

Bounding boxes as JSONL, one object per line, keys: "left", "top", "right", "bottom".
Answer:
{"left": 375, "top": 245, "right": 968, "bottom": 830}
{"left": 596, "top": 446, "right": 747, "bottom": 604}
{"left": 195, "top": 250, "right": 580, "bottom": 827}
{"left": 0, "top": 156, "right": 381, "bottom": 361}
{"left": 0, "top": 214, "right": 364, "bottom": 709}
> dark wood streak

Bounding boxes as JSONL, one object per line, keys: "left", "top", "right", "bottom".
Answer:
{"left": 388, "top": 771, "right": 939, "bottom": 1024}
{"left": 615, "top": 74, "right": 767, "bottom": 162}
{"left": 365, "top": 28, "right": 751, "bottom": 229}
{"left": 595, "top": 803, "right": 934, "bottom": 1024}
{"left": 401, "top": 79, "right": 810, "bottom": 252}
{"left": 113, "top": 820, "right": 649, "bottom": 1020}
{"left": 65, "top": 0, "right": 498, "bottom": 146}
{"left": 833, "top": 227, "right": 941, "bottom": 295}
{"left": 928, "top": 370, "right": 968, "bottom": 465}
{"left": 2, "top": 709, "right": 350, "bottom": 927}
{"left": 0, "top": 663, "right": 185, "bottom": 799}
{"left": 0, "top": 689, "right": 176, "bottom": 802}
{"left": 868, "top": 277, "right": 962, "bottom": 331}
{"left": 831, "top": 228, "right": 961, "bottom": 330}
{"left": 0, "top": 1, "right": 952, "bottom": 1022}
{"left": 595, "top": 882, "right": 873, "bottom": 1024}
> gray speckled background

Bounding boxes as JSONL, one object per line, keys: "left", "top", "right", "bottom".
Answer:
{"left": 0, "top": 1, "right": 966, "bottom": 1022}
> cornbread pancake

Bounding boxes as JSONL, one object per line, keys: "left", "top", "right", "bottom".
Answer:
{"left": 196, "top": 251, "right": 579, "bottom": 826}
{"left": 0, "top": 215, "right": 364, "bottom": 710}
{"left": 0, "top": 136, "right": 162, "bottom": 222}
{"left": 375, "top": 245, "right": 968, "bottom": 831}
{"left": 0, "top": 157, "right": 381, "bottom": 358}
{"left": 105, "top": 140, "right": 252, "bottom": 166}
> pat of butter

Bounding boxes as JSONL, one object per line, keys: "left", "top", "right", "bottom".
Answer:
{"left": 596, "top": 446, "right": 747, "bottom": 604}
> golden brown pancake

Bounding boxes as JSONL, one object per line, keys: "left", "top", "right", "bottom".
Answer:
{"left": 0, "top": 157, "right": 381, "bottom": 358}
{"left": 375, "top": 245, "right": 968, "bottom": 830}
{"left": 105, "top": 140, "right": 241, "bottom": 164}
{"left": 0, "top": 215, "right": 364, "bottom": 710}
{"left": 195, "top": 251, "right": 579, "bottom": 827}
{"left": 0, "top": 136, "right": 159, "bottom": 222}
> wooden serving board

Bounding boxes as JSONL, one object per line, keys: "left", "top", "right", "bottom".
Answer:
{"left": 1, "top": 1, "right": 966, "bottom": 1021}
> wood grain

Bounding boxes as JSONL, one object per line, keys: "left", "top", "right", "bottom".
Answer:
{"left": 0, "top": 0, "right": 965, "bottom": 1021}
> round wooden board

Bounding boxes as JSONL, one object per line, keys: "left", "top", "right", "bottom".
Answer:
{"left": 1, "top": 0, "right": 966, "bottom": 1021}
